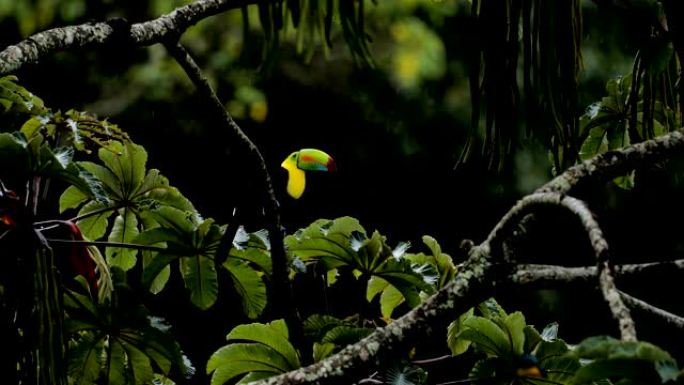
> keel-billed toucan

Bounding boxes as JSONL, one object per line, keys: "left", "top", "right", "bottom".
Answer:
{"left": 281, "top": 149, "right": 336, "bottom": 199}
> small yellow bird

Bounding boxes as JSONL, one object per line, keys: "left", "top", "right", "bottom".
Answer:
{"left": 281, "top": 149, "right": 336, "bottom": 199}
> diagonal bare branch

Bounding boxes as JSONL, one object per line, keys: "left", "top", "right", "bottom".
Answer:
{"left": 619, "top": 290, "right": 684, "bottom": 330}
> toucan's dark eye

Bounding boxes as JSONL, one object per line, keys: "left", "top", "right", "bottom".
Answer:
{"left": 291, "top": 154, "right": 297, "bottom": 159}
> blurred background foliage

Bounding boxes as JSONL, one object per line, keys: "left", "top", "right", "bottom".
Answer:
{"left": 2, "top": 0, "right": 684, "bottom": 381}
{"left": 0, "top": 0, "right": 642, "bottom": 243}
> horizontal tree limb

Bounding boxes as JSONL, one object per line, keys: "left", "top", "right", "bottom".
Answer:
{"left": 512, "top": 259, "right": 684, "bottom": 286}
{"left": 0, "top": 0, "right": 254, "bottom": 75}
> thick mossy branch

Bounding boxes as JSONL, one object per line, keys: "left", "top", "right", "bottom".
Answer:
{"left": 537, "top": 130, "right": 684, "bottom": 195}
{"left": 0, "top": 0, "right": 255, "bottom": 75}
{"left": 248, "top": 248, "right": 494, "bottom": 385}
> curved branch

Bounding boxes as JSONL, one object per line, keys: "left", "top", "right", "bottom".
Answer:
{"left": 554, "top": 195, "right": 636, "bottom": 341}
{"left": 0, "top": 0, "right": 255, "bottom": 75}
{"left": 482, "top": 192, "right": 636, "bottom": 340}
{"left": 537, "top": 130, "right": 684, "bottom": 195}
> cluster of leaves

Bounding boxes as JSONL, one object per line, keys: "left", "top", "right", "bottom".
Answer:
{"left": 65, "top": 274, "right": 192, "bottom": 385}
{"left": 285, "top": 217, "right": 457, "bottom": 319}
{"left": 447, "top": 299, "right": 684, "bottom": 385}
{"left": 204, "top": 218, "right": 458, "bottom": 384}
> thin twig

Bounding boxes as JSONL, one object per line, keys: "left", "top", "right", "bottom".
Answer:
{"left": 45, "top": 238, "right": 166, "bottom": 252}
{"left": 412, "top": 355, "right": 452, "bottom": 365}
{"left": 161, "top": 41, "right": 301, "bottom": 350}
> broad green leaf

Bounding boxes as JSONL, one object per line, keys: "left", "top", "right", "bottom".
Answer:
{"left": 447, "top": 308, "right": 475, "bottom": 356}
{"left": 226, "top": 320, "right": 300, "bottom": 368}
{"left": 236, "top": 371, "right": 275, "bottom": 384}
{"left": 76, "top": 201, "right": 115, "bottom": 241}
{"left": 502, "top": 312, "right": 526, "bottom": 356}
{"left": 106, "top": 210, "right": 140, "bottom": 271}
{"left": 303, "top": 314, "right": 347, "bottom": 340}
{"left": 79, "top": 161, "right": 121, "bottom": 198}
{"left": 67, "top": 332, "right": 103, "bottom": 385}
{"left": 223, "top": 259, "right": 267, "bottom": 319}
{"left": 107, "top": 339, "right": 127, "bottom": 385}
{"left": 99, "top": 141, "right": 147, "bottom": 196}
{"left": 20, "top": 116, "right": 43, "bottom": 138}
{"left": 313, "top": 342, "right": 336, "bottom": 362}
{"left": 207, "top": 343, "right": 293, "bottom": 385}
{"left": 320, "top": 326, "right": 373, "bottom": 346}
{"left": 120, "top": 341, "right": 155, "bottom": 385}
{"left": 536, "top": 340, "right": 577, "bottom": 383}
{"left": 180, "top": 255, "right": 218, "bottom": 310}
{"left": 367, "top": 275, "right": 390, "bottom": 302}
{"left": 460, "top": 316, "right": 510, "bottom": 357}
{"left": 59, "top": 185, "right": 89, "bottom": 212}
{"left": 229, "top": 247, "right": 272, "bottom": 275}
{"left": 478, "top": 298, "right": 507, "bottom": 319}
{"left": 570, "top": 336, "right": 678, "bottom": 385}
{"left": 146, "top": 253, "right": 170, "bottom": 295}
{"left": 523, "top": 325, "right": 542, "bottom": 354}
{"left": 380, "top": 284, "right": 405, "bottom": 319}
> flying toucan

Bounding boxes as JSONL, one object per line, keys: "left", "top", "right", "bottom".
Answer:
{"left": 281, "top": 148, "right": 336, "bottom": 199}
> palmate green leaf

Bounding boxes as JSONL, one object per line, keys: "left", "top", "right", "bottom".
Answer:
{"left": 68, "top": 332, "right": 103, "bottom": 385}
{"left": 460, "top": 316, "right": 511, "bottom": 357}
{"left": 79, "top": 161, "right": 121, "bottom": 199}
{"left": 99, "top": 141, "right": 147, "bottom": 196}
{"left": 447, "top": 308, "right": 475, "bottom": 356}
{"left": 303, "top": 314, "right": 348, "bottom": 341}
{"left": 313, "top": 342, "right": 336, "bottom": 363}
{"left": 0, "top": 75, "right": 46, "bottom": 115}
{"left": 321, "top": 325, "right": 373, "bottom": 347}
{"left": 226, "top": 320, "right": 300, "bottom": 368}
{"left": 181, "top": 255, "right": 218, "bottom": 310}
{"left": 108, "top": 338, "right": 127, "bottom": 385}
{"left": 500, "top": 312, "right": 526, "bottom": 356}
{"left": 229, "top": 247, "right": 272, "bottom": 276}
{"left": 60, "top": 185, "right": 89, "bottom": 212}
{"left": 207, "top": 343, "right": 287, "bottom": 385}
{"left": 367, "top": 275, "right": 390, "bottom": 302}
{"left": 75, "top": 201, "right": 116, "bottom": 240}
{"left": 380, "top": 283, "right": 405, "bottom": 319}
{"left": 478, "top": 298, "right": 507, "bottom": 319}
{"left": 536, "top": 340, "right": 578, "bottom": 383}
{"left": 66, "top": 282, "right": 188, "bottom": 385}
{"left": 570, "top": 336, "right": 678, "bottom": 384}
{"left": 285, "top": 232, "right": 357, "bottom": 268}
{"left": 223, "top": 259, "right": 267, "bottom": 318}
{"left": 106, "top": 209, "right": 140, "bottom": 271}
